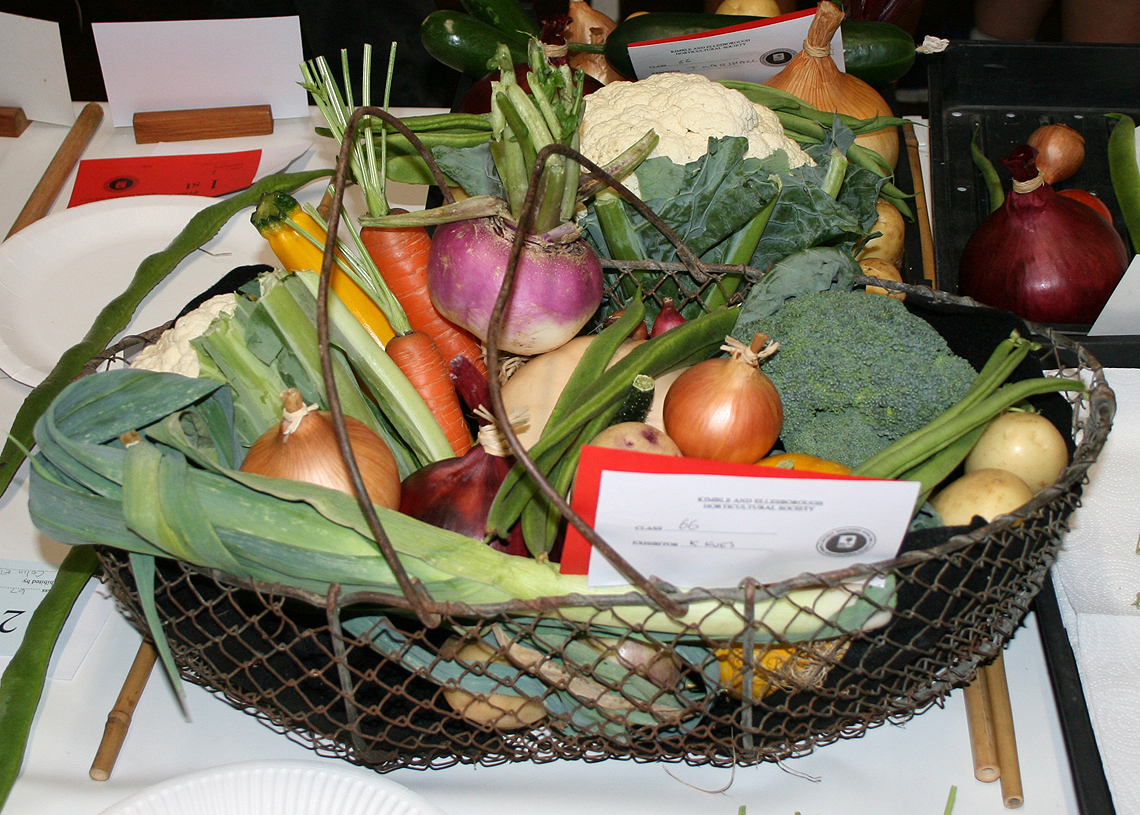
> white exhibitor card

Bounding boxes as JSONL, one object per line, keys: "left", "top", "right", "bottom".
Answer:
{"left": 93, "top": 17, "right": 309, "bottom": 128}
{"left": 626, "top": 8, "right": 844, "bottom": 84}
{"left": 0, "top": 559, "right": 113, "bottom": 680}
{"left": 562, "top": 447, "right": 919, "bottom": 589}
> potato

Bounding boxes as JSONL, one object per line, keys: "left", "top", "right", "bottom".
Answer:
{"left": 860, "top": 258, "right": 906, "bottom": 301}
{"left": 442, "top": 641, "right": 546, "bottom": 729}
{"left": 965, "top": 411, "right": 1069, "bottom": 492}
{"left": 589, "top": 421, "right": 682, "bottom": 455}
{"left": 929, "top": 468, "right": 1036, "bottom": 527}
{"left": 857, "top": 197, "right": 906, "bottom": 269}
{"left": 714, "top": 0, "right": 781, "bottom": 15}
{"left": 502, "top": 337, "right": 686, "bottom": 449}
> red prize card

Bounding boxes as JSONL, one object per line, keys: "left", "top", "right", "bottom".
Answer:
{"left": 68, "top": 150, "right": 262, "bottom": 207}
{"left": 561, "top": 446, "right": 917, "bottom": 587}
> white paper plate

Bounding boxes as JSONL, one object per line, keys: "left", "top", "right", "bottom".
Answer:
{"left": 0, "top": 195, "right": 277, "bottom": 386}
{"left": 96, "top": 759, "right": 449, "bottom": 815}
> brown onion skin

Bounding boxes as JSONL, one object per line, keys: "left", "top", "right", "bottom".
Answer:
{"left": 959, "top": 180, "right": 1128, "bottom": 325}
{"left": 240, "top": 410, "right": 401, "bottom": 510}
{"left": 662, "top": 355, "right": 783, "bottom": 463}
{"left": 1027, "top": 123, "right": 1085, "bottom": 185}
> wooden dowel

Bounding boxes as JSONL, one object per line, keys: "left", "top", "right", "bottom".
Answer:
{"left": 986, "top": 653, "right": 1024, "bottom": 809}
{"left": 903, "top": 122, "right": 938, "bottom": 290}
{"left": 964, "top": 666, "right": 1001, "bottom": 783}
{"left": 5, "top": 102, "right": 104, "bottom": 240}
{"left": 89, "top": 638, "right": 158, "bottom": 781}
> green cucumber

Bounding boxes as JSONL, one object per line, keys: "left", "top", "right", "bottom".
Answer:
{"left": 840, "top": 20, "right": 917, "bottom": 88}
{"left": 420, "top": 10, "right": 530, "bottom": 76}
{"left": 603, "top": 12, "right": 916, "bottom": 87}
{"left": 460, "top": 0, "right": 540, "bottom": 38}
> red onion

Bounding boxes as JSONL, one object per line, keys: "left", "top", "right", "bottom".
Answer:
{"left": 399, "top": 356, "right": 528, "bottom": 556}
{"left": 650, "top": 298, "right": 685, "bottom": 337}
{"left": 427, "top": 216, "right": 604, "bottom": 355}
{"left": 959, "top": 145, "right": 1128, "bottom": 324}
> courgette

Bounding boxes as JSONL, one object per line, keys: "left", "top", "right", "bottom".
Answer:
{"left": 840, "top": 19, "right": 917, "bottom": 88}
{"left": 460, "top": 0, "right": 540, "bottom": 38}
{"left": 602, "top": 12, "right": 916, "bottom": 87}
{"left": 420, "top": 9, "right": 530, "bottom": 77}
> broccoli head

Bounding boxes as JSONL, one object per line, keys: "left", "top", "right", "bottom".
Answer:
{"left": 738, "top": 289, "right": 977, "bottom": 468}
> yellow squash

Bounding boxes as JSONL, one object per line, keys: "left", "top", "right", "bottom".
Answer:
{"left": 251, "top": 191, "right": 396, "bottom": 345}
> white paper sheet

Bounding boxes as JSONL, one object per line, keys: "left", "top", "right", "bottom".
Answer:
{"left": 0, "top": 559, "right": 113, "bottom": 680}
{"left": 1089, "top": 254, "right": 1140, "bottom": 336}
{"left": 588, "top": 469, "right": 918, "bottom": 588}
{"left": 0, "top": 12, "right": 75, "bottom": 127}
{"left": 627, "top": 11, "right": 844, "bottom": 84}
{"left": 92, "top": 17, "right": 309, "bottom": 128}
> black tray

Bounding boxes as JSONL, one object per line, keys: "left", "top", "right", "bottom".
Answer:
{"left": 927, "top": 40, "right": 1140, "bottom": 367}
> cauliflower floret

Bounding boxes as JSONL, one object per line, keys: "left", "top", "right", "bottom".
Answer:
{"left": 130, "top": 292, "right": 238, "bottom": 377}
{"left": 579, "top": 72, "right": 813, "bottom": 194}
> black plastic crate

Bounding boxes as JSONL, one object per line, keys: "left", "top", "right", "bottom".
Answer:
{"left": 927, "top": 40, "right": 1140, "bottom": 366}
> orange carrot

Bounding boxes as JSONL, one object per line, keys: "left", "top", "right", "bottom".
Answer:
{"left": 361, "top": 221, "right": 488, "bottom": 376}
{"left": 386, "top": 330, "right": 472, "bottom": 457}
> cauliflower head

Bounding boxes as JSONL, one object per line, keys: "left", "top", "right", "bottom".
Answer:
{"left": 579, "top": 72, "right": 813, "bottom": 184}
{"left": 130, "top": 292, "right": 238, "bottom": 377}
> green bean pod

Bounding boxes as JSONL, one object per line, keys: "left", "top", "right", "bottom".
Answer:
{"left": 0, "top": 546, "right": 100, "bottom": 808}
{"left": 971, "top": 124, "right": 1005, "bottom": 213}
{"left": 0, "top": 168, "right": 332, "bottom": 498}
{"left": 1107, "top": 112, "right": 1140, "bottom": 252}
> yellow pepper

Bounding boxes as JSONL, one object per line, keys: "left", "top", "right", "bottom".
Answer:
{"left": 251, "top": 191, "right": 396, "bottom": 345}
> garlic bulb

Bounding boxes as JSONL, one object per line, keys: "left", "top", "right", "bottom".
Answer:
{"left": 763, "top": 1, "right": 898, "bottom": 168}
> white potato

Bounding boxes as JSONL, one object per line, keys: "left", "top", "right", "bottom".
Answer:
{"left": 502, "top": 337, "right": 686, "bottom": 449}
{"left": 588, "top": 421, "right": 682, "bottom": 455}
{"left": 442, "top": 641, "right": 546, "bottom": 729}
{"left": 857, "top": 198, "right": 906, "bottom": 269}
{"left": 930, "top": 468, "right": 1036, "bottom": 527}
{"left": 965, "top": 411, "right": 1069, "bottom": 492}
{"left": 860, "top": 257, "right": 906, "bottom": 301}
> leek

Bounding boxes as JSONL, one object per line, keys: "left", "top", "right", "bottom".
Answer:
{"left": 27, "top": 368, "right": 897, "bottom": 641}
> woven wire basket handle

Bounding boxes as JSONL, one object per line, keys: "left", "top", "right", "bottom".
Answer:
{"left": 314, "top": 107, "right": 708, "bottom": 623}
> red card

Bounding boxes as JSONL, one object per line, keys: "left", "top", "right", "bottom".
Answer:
{"left": 561, "top": 446, "right": 864, "bottom": 576}
{"left": 68, "top": 150, "right": 262, "bottom": 207}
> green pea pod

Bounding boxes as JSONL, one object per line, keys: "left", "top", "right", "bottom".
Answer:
{"left": 971, "top": 124, "right": 1004, "bottom": 213}
{"left": 1107, "top": 112, "right": 1140, "bottom": 252}
{"left": 0, "top": 545, "right": 100, "bottom": 810}
{"left": 0, "top": 168, "right": 332, "bottom": 499}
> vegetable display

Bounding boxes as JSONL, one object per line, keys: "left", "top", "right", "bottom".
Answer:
{"left": 0, "top": 7, "right": 1110, "bottom": 793}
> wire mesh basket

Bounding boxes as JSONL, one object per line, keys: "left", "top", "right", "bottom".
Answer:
{"left": 90, "top": 276, "right": 1113, "bottom": 772}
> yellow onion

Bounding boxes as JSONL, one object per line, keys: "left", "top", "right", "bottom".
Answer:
{"left": 240, "top": 388, "right": 401, "bottom": 509}
{"left": 1027, "top": 123, "right": 1085, "bottom": 184}
{"left": 567, "top": 0, "right": 624, "bottom": 85}
{"left": 662, "top": 334, "right": 782, "bottom": 463}
{"left": 763, "top": 0, "right": 898, "bottom": 168}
